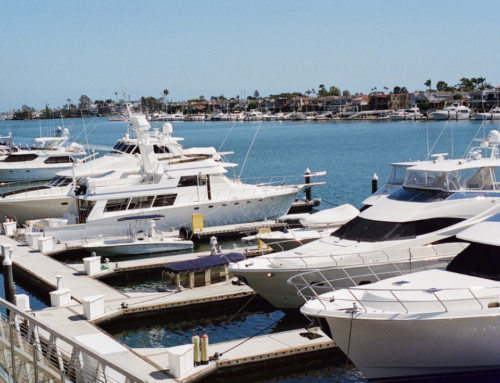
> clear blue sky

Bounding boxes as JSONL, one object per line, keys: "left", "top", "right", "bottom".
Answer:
{"left": 1, "top": 0, "right": 499, "bottom": 111}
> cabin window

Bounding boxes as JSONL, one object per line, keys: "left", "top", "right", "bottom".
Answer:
{"left": 47, "top": 177, "right": 72, "bottom": 187}
{"left": 387, "top": 165, "right": 408, "bottom": 186}
{"left": 44, "top": 156, "right": 73, "bottom": 164}
{"left": 3, "top": 154, "right": 38, "bottom": 162}
{"left": 128, "top": 195, "right": 155, "bottom": 210}
{"left": 104, "top": 198, "right": 129, "bottom": 212}
{"left": 447, "top": 242, "right": 500, "bottom": 282}
{"left": 178, "top": 175, "right": 206, "bottom": 187}
{"left": 153, "top": 194, "right": 177, "bottom": 207}
{"left": 332, "top": 216, "right": 464, "bottom": 242}
{"left": 153, "top": 145, "right": 170, "bottom": 154}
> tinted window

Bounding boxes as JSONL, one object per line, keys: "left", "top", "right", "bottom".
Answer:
{"left": 44, "top": 156, "right": 73, "bottom": 164}
{"left": 154, "top": 145, "right": 170, "bottom": 154}
{"left": 447, "top": 242, "right": 500, "bottom": 281}
{"left": 389, "top": 188, "right": 454, "bottom": 203}
{"left": 333, "top": 216, "right": 464, "bottom": 242}
{"left": 104, "top": 198, "right": 129, "bottom": 212}
{"left": 3, "top": 154, "right": 38, "bottom": 162}
{"left": 128, "top": 196, "right": 154, "bottom": 210}
{"left": 153, "top": 194, "right": 177, "bottom": 207}
{"left": 178, "top": 175, "right": 206, "bottom": 187}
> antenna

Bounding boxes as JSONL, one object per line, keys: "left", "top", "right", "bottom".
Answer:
{"left": 239, "top": 120, "right": 263, "bottom": 178}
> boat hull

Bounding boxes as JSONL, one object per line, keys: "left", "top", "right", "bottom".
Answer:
{"left": 0, "top": 166, "right": 73, "bottom": 182}
{"left": 0, "top": 196, "right": 73, "bottom": 223}
{"left": 323, "top": 313, "right": 500, "bottom": 382}
{"left": 84, "top": 241, "right": 193, "bottom": 256}
{"left": 232, "top": 257, "right": 453, "bottom": 310}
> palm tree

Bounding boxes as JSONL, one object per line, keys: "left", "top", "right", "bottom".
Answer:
{"left": 67, "top": 99, "right": 71, "bottom": 115}
{"left": 424, "top": 79, "right": 432, "bottom": 91}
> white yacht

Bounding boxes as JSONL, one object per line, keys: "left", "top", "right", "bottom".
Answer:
{"left": 245, "top": 111, "right": 264, "bottom": 121}
{"left": 390, "top": 106, "right": 423, "bottom": 121}
{"left": 230, "top": 130, "right": 500, "bottom": 309}
{"left": 242, "top": 204, "right": 359, "bottom": 252}
{"left": 300, "top": 213, "right": 500, "bottom": 382}
{"left": 169, "top": 112, "right": 185, "bottom": 121}
{"left": 0, "top": 128, "right": 86, "bottom": 182}
{"left": 433, "top": 102, "right": 471, "bottom": 120}
{"left": 0, "top": 114, "right": 222, "bottom": 223}
{"left": 473, "top": 106, "right": 500, "bottom": 120}
{"left": 33, "top": 116, "right": 323, "bottom": 242}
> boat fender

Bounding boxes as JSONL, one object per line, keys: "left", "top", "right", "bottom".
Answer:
{"left": 200, "top": 329, "right": 209, "bottom": 365}
{"left": 192, "top": 330, "right": 201, "bottom": 366}
{"left": 180, "top": 227, "right": 193, "bottom": 240}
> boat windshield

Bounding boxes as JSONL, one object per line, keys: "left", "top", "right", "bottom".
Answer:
{"left": 387, "top": 165, "right": 409, "bottom": 186}
{"left": 404, "top": 167, "right": 496, "bottom": 191}
{"left": 46, "top": 176, "right": 72, "bottom": 187}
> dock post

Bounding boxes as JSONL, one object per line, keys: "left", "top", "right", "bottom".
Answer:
{"left": 305, "top": 168, "right": 312, "bottom": 202}
{"left": 372, "top": 174, "right": 379, "bottom": 194}
{"left": 3, "top": 248, "right": 15, "bottom": 306}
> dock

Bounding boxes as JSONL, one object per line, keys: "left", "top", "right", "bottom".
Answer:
{"left": 0, "top": 234, "right": 337, "bottom": 382}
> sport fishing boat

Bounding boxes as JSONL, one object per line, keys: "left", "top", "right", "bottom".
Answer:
{"left": 433, "top": 102, "right": 471, "bottom": 120}
{"left": 81, "top": 217, "right": 193, "bottom": 256}
{"left": 0, "top": 112, "right": 224, "bottom": 223}
{"left": 299, "top": 213, "right": 500, "bottom": 382}
{"left": 230, "top": 130, "right": 500, "bottom": 309}
{"left": 0, "top": 128, "right": 86, "bottom": 182}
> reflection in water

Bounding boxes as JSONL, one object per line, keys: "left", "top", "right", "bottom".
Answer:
{"left": 111, "top": 308, "right": 308, "bottom": 348}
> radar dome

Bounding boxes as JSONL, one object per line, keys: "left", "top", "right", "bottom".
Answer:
{"left": 163, "top": 123, "right": 173, "bottom": 135}
{"left": 487, "top": 130, "right": 500, "bottom": 144}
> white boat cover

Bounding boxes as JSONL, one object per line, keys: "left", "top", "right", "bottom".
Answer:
{"left": 300, "top": 204, "right": 359, "bottom": 228}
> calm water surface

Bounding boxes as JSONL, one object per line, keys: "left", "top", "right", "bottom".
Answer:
{"left": 0, "top": 117, "right": 494, "bottom": 382}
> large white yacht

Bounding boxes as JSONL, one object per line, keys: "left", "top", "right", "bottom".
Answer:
{"left": 0, "top": 114, "right": 221, "bottom": 223}
{"left": 0, "top": 128, "right": 86, "bottom": 182}
{"left": 230, "top": 130, "right": 500, "bottom": 309}
{"left": 33, "top": 116, "right": 322, "bottom": 241}
{"left": 433, "top": 102, "right": 471, "bottom": 120}
{"left": 300, "top": 213, "right": 500, "bottom": 382}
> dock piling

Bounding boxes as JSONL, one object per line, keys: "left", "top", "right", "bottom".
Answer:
{"left": 372, "top": 173, "right": 379, "bottom": 194}
{"left": 3, "top": 248, "right": 15, "bottom": 305}
{"left": 305, "top": 168, "right": 312, "bottom": 201}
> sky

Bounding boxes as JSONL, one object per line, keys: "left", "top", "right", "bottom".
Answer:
{"left": 1, "top": 0, "right": 499, "bottom": 111}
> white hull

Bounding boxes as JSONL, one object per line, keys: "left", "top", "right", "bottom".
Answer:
{"left": 234, "top": 254, "right": 455, "bottom": 309}
{"left": 45, "top": 191, "right": 300, "bottom": 242}
{"left": 84, "top": 240, "right": 193, "bottom": 256}
{"left": 1, "top": 196, "right": 72, "bottom": 223}
{"left": 433, "top": 112, "right": 470, "bottom": 120}
{"left": 323, "top": 313, "right": 500, "bottom": 381}
{"left": 0, "top": 166, "right": 73, "bottom": 182}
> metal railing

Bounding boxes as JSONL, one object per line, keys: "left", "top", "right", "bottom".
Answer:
{"left": 231, "top": 242, "right": 468, "bottom": 270}
{"left": 0, "top": 297, "right": 148, "bottom": 383}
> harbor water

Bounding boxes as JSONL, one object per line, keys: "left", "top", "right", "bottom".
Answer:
{"left": 0, "top": 117, "right": 496, "bottom": 382}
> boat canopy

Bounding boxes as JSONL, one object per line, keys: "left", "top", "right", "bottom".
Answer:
{"left": 163, "top": 252, "right": 245, "bottom": 274}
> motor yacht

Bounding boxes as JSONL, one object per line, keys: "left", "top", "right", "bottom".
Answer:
{"left": 390, "top": 106, "right": 423, "bottom": 121}
{"left": 300, "top": 213, "right": 500, "bottom": 382}
{"left": 32, "top": 117, "right": 324, "bottom": 242}
{"left": 0, "top": 113, "right": 223, "bottom": 223}
{"left": 433, "top": 102, "right": 471, "bottom": 120}
{"left": 169, "top": 112, "right": 185, "bottom": 121}
{"left": 230, "top": 130, "right": 500, "bottom": 309}
{"left": 473, "top": 106, "right": 500, "bottom": 121}
{"left": 245, "top": 111, "right": 264, "bottom": 121}
{"left": 0, "top": 128, "right": 86, "bottom": 182}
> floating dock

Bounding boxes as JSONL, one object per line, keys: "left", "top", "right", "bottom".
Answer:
{"left": 0, "top": 234, "right": 337, "bottom": 382}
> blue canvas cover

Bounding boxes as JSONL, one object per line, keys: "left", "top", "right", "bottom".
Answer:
{"left": 163, "top": 252, "right": 245, "bottom": 274}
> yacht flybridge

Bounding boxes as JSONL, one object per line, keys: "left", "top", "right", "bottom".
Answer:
{"left": 0, "top": 128, "right": 86, "bottom": 182}
{"left": 0, "top": 112, "right": 226, "bottom": 223}
{"left": 299, "top": 213, "right": 500, "bottom": 382}
{"left": 230, "top": 130, "right": 500, "bottom": 309}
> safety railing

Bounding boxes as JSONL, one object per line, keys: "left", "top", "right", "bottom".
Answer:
{"left": 0, "top": 297, "right": 148, "bottom": 383}
{"left": 231, "top": 242, "right": 467, "bottom": 270}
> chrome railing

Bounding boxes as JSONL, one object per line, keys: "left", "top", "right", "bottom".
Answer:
{"left": 0, "top": 297, "right": 148, "bottom": 382}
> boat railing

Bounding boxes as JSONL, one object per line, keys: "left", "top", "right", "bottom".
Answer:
{"left": 0, "top": 180, "right": 67, "bottom": 199}
{"left": 0, "top": 296, "right": 148, "bottom": 382}
{"left": 232, "top": 242, "right": 467, "bottom": 270}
